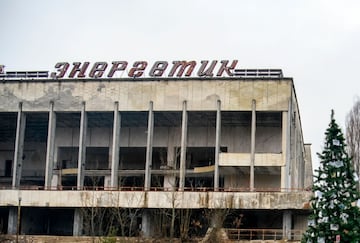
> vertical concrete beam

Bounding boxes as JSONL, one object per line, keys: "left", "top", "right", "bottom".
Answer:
{"left": 45, "top": 101, "right": 56, "bottom": 189}
{"left": 12, "top": 102, "right": 26, "bottom": 189}
{"left": 282, "top": 99, "right": 292, "bottom": 192}
{"left": 250, "top": 99, "right": 256, "bottom": 191}
{"left": 144, "top": 101, "right": 154, "bottom": 191}
{"left": 288, "top": 99, "right": 293, "bottom": 190}
{"left": 281, "top": 111, "right": 288, "bottom": 191}
{"left": 164, "top": 128, "right": 176, "bottom": 190}
{"left": 282, "top": 210, "right": 292, "bottom": 240}
{"left": 77, "top": 102, "right": 87, "bottom": 190}
{"left": 210, "top": 209, "right": 223, "bottom": 228}
{"left": 73, "top": 208, "right": 83, "bottom": 236}
{"left": 141, "top": 209, "right": 153, "bottom": 237}
{"left": 179, "top": 101, "right": 188, "bottom": 190}
{"left": 8, "top": 196, "right": 21, "bottom": 235}
{"left": 214, "top": 100, "right": 221, "bottom": 191}
{"left": 110, "top": 102, "right": 121, "bottom": 188}
{"left": 7, "top": 207, "right": 17, "bottom": 234}
{"left": 52, "top": 147, "right": 60, "bottom": 188}
{"left": 294, "top": 119, "right": 298, "bottom": 188}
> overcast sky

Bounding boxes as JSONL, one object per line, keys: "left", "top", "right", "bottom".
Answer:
{"left": 1, "top": 0, "right": 360, "bottom": 169}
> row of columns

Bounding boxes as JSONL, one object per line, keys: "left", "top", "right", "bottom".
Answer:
{"left": 10, "top": 100, "right": 220, "bottom": 190}
{"left": 8, "top": 99, "right": 293, "bottom": 237}
{"left": 10, "top": 99, "right": 290, "bottom": 192}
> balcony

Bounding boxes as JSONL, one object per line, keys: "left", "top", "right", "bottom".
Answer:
{"left": 0, "top": 187, "right": 312, "bottom": 210}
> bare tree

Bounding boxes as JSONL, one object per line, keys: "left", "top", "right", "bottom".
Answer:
{"left": 346, "top": 97, "right": 360, "bottom": 187}
{"left": 80, "top": 176, "right": 109, "bottom": 240}
{"left": 80, "top": 176, "right": 144, "bottom": 240}
{"left": 107, "top": 176, "right": 143, "bottom": 237}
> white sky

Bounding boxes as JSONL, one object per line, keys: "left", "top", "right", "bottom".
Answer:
{"left": 1, "top": 0, "right": 360, "bottom": 169}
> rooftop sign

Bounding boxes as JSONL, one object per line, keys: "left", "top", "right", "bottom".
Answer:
{"left": 51, "top": 60, "right": 239, "bottom": 78}
{"left": 0, "top": 60, "right": 283, "bottom": 79}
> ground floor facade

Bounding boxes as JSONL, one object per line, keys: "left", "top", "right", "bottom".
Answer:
{"left": 0, "top": 189, "right": 311, "bottom": 241}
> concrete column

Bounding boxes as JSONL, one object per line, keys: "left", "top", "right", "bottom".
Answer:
{"left": 283, "top": 99, "right": 292, "bottom": 192}
{"left": 52, "top": 147, "right": 60, "bottom": 188}
{"left": 214, "top": 100, "right": 221, "bottom": 191}
{"left": 45, "top": 101, "right": 56, "bottom": 189}
{"left": 12, "top": 102, "right": 26, "bottom": 189}
{"left": 110, "top": 102, "right": 121, "bottom": 188}
{"left": 250, "top": 99, "right": 256, "bottom": 191}
{"left": 282, "top": 210, "right": 292, "bottom": 240}
{"left": 77, "top": 102, "right": 87, "bottom": 190}
{"left": 179, "top": 101, "right": 188, "bottom": 190}
{"left": 141, "top": 209, "right": 154, "bottom": 237}
{"left": 164, "top": 128, "right": 176, "bottom": 190}
{"left": 104, "top": 176, "right": 111, "bottom": 189}
{"left": 210, "top": 209, "right": 223, "bottom": 228}
{"left": 7, "top": 207, "right": 17, "bottom": 234}
{"left": 73, "top": 208, "right": 83, "bottom": 236}
{"left": 51, "top": 174, "right": 59, "bottom": 189}
{"left": 294, "top": 122, "right": 298, "bottom": 188}
{"left": 144, "top": 101, "right": 154, "bottom": 191}
{"left": 281, "top": 110, "right": 290, "bottom": 192}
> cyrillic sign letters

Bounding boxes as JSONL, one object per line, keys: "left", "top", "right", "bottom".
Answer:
{"left": 51, "top": 60, "right": 239, "bottom": 79}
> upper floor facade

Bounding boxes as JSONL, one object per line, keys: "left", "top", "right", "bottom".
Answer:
{"left": 0, "top": 76, "right": 312, "bottom": 209}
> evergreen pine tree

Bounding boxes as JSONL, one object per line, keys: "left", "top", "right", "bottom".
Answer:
{"left": 302, "top": 110, "right": 360, "bottom": 243}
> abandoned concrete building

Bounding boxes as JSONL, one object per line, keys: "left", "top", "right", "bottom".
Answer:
{"left": 0, "top": 63, "right": 313, "bottom": 241}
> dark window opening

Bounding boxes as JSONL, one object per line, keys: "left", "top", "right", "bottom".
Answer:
{"left": 5, "top": 160, "right": 12, "bottom": 177}
{"left": 120, "top": 147, "right": 146, "bottom": 170}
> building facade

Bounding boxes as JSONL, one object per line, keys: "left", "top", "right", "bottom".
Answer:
{"left": 0, "top": 63, "right": 312, "bottom": 241}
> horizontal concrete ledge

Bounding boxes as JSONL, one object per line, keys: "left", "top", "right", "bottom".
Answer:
{"left": 0, "top": 76, "right": 293, "bottom": 83}
{"left": 0, "top": 190, "right": 312, "bottom": 210}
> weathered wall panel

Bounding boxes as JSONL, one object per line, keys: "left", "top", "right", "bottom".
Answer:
{"left": 219, "top": 153, "right": 283, "bottom": 166}
{"left": 0, "top": 189, "right": 312, "bottom": 209}
{"left": 0, "top": 80, "right": 292, "bottom": 112}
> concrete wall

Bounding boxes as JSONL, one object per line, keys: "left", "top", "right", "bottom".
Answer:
{"left": 289, "top": 89, "right": 307, "bottom": 189}
{"left": 219, "top": 153, "right": 283, "bottom": 166}
{"left": 0, "top": 189, "right": 312, "bottom": 210}
{"left": 0, "top": 80, "right": 292, "bottom": 112}
{"left": 304, "top": 144, "right": 313, "bottom": 189}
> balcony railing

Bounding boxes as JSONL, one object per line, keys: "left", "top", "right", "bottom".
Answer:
{"left": 0, "top": 71, "right": 49, "bottom": 79}
{"left": 0, "top": 185, "right": 310, "bottom": 192}
{"left": 232, "top": 69, "right": 283, "bottom": 78}
{"left": 225, "top": 228, "right": 303, "bottom": 241}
